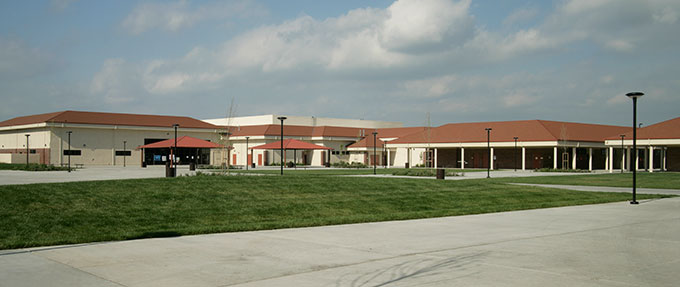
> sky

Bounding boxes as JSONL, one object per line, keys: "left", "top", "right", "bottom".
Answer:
{"left": 1, "top": 0, "right": 679, "bottom": 127}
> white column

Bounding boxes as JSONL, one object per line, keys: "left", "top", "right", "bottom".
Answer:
{"left": 490, "top": 147, "right": 494, "bottom": 170}
{"left": 605, "top": 148, "right": 609, "bottom": 171}
{"left": 521, "top": 147, "right": 526, "bottom": 171}
{"left": 608, "top": 146, "right": 614, "bottom": 173}
{"left": 553, "top": 147, "right": 558, "bottom": 169}
{"left": 635, "top": 149, "right": 639, "bottom": 171}
{"left": 434, "top": 148, "right": 438, "bottom": 169}
{"left": 649, "top": 146, "right": 654, "bottom": 172}
{"left": 572, "top": 147, "right": 577, "bottom": 170}
{"left": 387, "top": 149, "right": 391, "bottom": 168}
{"left": 588, "top": 148, "right": 593, "bottom": 171}
{"left": 626, "top": 148, "right": 631, "bottom": 171}
{"left": 663, "top": 147, "right": 667, "bottom": 171}
{"left": 460, "top": 148, "right": 465, "bottom": 169}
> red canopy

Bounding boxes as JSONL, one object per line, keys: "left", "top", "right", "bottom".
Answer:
{"left": 137, "top": 136, "right": 223, "bottom": 149}
{"left": 250, "top": 139, "right": 331, "bottom": 150}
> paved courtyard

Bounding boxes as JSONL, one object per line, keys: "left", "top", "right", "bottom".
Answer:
{"left": 1, "top": 196, "right": 679, "bottom": 286}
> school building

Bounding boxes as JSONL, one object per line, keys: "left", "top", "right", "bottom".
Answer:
{"left": 1, "top": 110, "right": 678, "bottom": 172}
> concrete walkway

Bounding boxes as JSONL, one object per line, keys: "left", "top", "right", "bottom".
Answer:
{"left": 2, "top": 197, "right": 679, "bottom": 286}
{"left": 512, "top": 183, "right": 680, "bottom": 196}
{"left": 0, "top": 166, "right": 199, "bottom": 185}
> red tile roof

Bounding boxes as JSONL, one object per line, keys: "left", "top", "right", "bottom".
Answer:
{"left": 390, "top": 120, "right": 630, "bottom": 144}
{"left": 0, "top": 111, "right": 219, "bottom": 129}
{"left": 137, "top": 136, "right": 223, "bottom": 149}
{"left": 606, "top": 117, "right": 680, "bottom": 140}
{"left": 347, "top": 136, "right": 385, "bottom": 149}
{"left": 250, "top": 139, "right": 331, "bottom": 150}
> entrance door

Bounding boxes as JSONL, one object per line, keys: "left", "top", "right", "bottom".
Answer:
{"left": 258, "top": 154, "right": 262, "bottom": 166}
{"left": 533, "top": 154, "right": 540, "bottom": 169}
{"left": 247, "top": 154, "right": 252, "bottom": 166}
{"left": 232, "top": 154, "right": 237, "bottom": 165}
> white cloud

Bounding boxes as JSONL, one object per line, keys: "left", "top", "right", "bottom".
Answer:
{"left": 121, "top": 0, "right": 266, "bottom": 35}
{"left": 0, "top": 38, "right": 53, "bottom": 79}
{"left": 503, "top": 7, "right": 539, "bottom": 27}
{"left": 90, "top": 59, "right": 142, "bottom": 104}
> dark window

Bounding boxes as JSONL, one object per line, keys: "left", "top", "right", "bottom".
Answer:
{"left": 29, "top": 149, "right": 37, "bottom": 154}
{"left": 64, "top": 150, "right": 81, "bottom": 156}
{"left": 115, "top": 150, "right": 132, "bottom": 156}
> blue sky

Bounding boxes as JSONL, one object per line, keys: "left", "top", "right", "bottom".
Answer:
{"left": 1, "top": 0, "right": 678, "bottom": 127}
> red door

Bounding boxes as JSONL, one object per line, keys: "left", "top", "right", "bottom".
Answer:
{"left": 247, "top": 154, "right": 252, "bottom": 166}
{"left": 232, "top": 154, "right": 237, "bottom": 165}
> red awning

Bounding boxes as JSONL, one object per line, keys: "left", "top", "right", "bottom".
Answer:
{"left": 137, "top": 136, "right": 223, "bottom": 149}
{"left": 250, "top": 139, "right": 331, "bottom": 150}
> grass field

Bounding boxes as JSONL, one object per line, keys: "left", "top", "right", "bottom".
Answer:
{"left": 0, "top": 174, "right": 671, "bottom": 250}
{"left": 496, "top": 172, "right": 680, "bottom": 189}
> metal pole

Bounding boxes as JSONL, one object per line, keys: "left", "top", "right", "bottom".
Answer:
{"left": 620, "top": 135, "right": 625, "bottom": 173}
{"left": 173, "top": 124, "right": 179, "bottom": 177}
{"left": 123, "top": 141, "right": 127, "bottom": 167}
{"left": 485, "top": 128, "right": 492, "bottom": 178}
{"left": 514, "top": 137, "right": 518, "bottom": 172}
{"left": 626, "top": 92, "right": 643, "bottom": 205}
{"left": 25, "top": 134, "right": 30, "bottom": 167}
{"left": 246, "top": 136, "right": 249, "bottom": 170}
{"left": 372, "top": 132, "right": 378, "bottom": 175}
{"left": 277, "top": 117, "right": 287, "bottom": 175}
{"left": 67, "top": 131, "right": 72, "bottom": 172}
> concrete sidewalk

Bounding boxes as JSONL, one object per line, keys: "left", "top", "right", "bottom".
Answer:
{"left": 0, "top": 166, "right": 199, "bottom": 185}
{"left": 2, "top": 198, "right": 679, "bottom": 286}
{"left": 511, "top": 183, "right": 680, "bottom": 195}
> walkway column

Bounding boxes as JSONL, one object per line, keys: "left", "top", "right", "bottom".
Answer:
{"left": 407, "top": 148, "right": 410, "bottom": 168}
{"left": 626, "top": 147, "right": 631, "bottom": 171}
{"left": 607, "top": 146, "right": 614, "bottom": 173}
{"left": 644, "top": 148, "right": 649, "bottom": 171}
{"left": 663, "top": 147, "right": 667, "bottom": 171}
{"left": 434, "top": 148, "right": 438, "bottom": 169}
{"left": 588, "top": 148, "right": 593, "bottom": 171}
{"left": 521, "top": 147, "right": 526, "bottom": 171}
{"left": 460, "top": 148, "right": 465, "bottom": 169}
{"left": 572, "top": 147, "right": 577, "bottom": 170}
{"left": 605, "top": 148, "right": 609, "bottom": 171}
{"left": 553, "top": 147, "right": 558, "bottom": 169}
{"left": 635, "top": 148, "right": 639, "bottom": 171}
{"left": 649, "top": 146, "right": 654, "bottom": 172}
{"left": 387, "top": 148, "right": 391, "bottom": 168}
{"left": 621, "top": 147, "right": 626, "bottom": 172}
{"left": 490, "top": 147, "right": 494, "bottom": 170}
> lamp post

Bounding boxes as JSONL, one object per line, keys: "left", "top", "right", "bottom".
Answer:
{"left": 485, "top": 128, "right": 492, "bottom": 178}
{"left": 25, "top": 134, "right": 30, "bottom": 167}
{"left": 620, "top": 134, "right": 625, "bottom": 173}
{"left": 67, "top": 131, "right": 72, "bottom": 172}
{"left": 123, "top": 140, "right": 127, "bottom": 167}
{"left": 513, "top": 137, "right": 518, "bottom": 172}
{"left": 626, "top": 92, "right": 643, "bottom": 204}
{"left": 245, "top": 136, "right": 250, "bottom": 170}
{"left": 372, "top": 131, "right": 378, "bottom": 175}
{"left": 172, "top": 124, "right": 179, "bottom": 177}
{"left": 277, "top": 116, "right": 287, "bottom": 175}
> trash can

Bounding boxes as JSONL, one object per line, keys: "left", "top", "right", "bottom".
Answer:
{"left": 405, "top": 162, "right": 410, "bottom": 169}
{"left": 190, "top": 162, "right": 196, "bottom": 171}
{"left": 251, "top": 163, "right": 256, "bottom": 168}
{"left": 141, "top": 161, "right": 147, "bottom": 168}
{"left": 325, "top": 162, "right": 330, "bottom": 167}
{"left": 436, "top": 168, "right": 445, "bottom": 180}
{"left": 165, "top": 162, "right": 175, "bottom": 177}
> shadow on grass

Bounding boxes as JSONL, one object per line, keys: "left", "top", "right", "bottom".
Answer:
{"left": 127, "top": 231, "right": 182, "bottom": 240}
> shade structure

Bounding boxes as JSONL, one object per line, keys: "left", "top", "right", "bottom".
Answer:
{"left": 250, "top": 138, "right": 331, "bottom": 150}
{"left": 137, "top": 136, "right": 223, "bottom": 149}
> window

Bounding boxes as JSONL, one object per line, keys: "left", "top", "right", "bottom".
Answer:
{"left": 115, "top": 150, "right": 132, "bottom": 156}
{"left": 29, "top": 149, "right": 36, "bottom": 154}
{"left": 63, "top": 150, "right": 81, "bottom": 156}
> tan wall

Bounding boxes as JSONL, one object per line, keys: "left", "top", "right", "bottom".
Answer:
{"left": 0, "top": 153, "right": 40, "bottom": 164}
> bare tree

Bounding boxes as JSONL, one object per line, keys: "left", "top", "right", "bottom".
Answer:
{"left": 219, "top": 98, "right": 238, "bottom": 175}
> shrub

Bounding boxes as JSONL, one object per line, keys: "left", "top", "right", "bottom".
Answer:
{"left": 534, "top": 168, "right": 590, "bottom": 173}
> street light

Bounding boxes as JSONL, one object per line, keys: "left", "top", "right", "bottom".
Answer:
{"left": 123, "top": 140, "right": 127, "bottom": 167}
{"left": 485, "top": 128, "right": 492, "bottom": 178}
{"left": 372, "top": 131, "right": 378, "bottom": 175}
{"left": 25, "top": 134, "right": 30, "bottom": 167}
{"left": 626, "top": 92, "right": 643, "bottom": 204}
{"left": 620, "top": 134, "right": 625, "bottom": 173}
{"left": 67, "top": 131, "right": 72, "bottom": 172}
{"left": 512, "top": 136, "right": 519, "bottom": 171}
{"left": 245, "top": 136, "right": 250, "bottom": 170}
{"left": 172, "top": 124, "right": 179, "bottom": 177}
{"left": 277, "top": 116, "right": 287, "bottom": 175}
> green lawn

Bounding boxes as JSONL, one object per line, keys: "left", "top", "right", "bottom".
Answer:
{"left": 225, "top": 167, "right": 484, "bottom": 176}
{"left": 495, "top": 172, "right": 680, "bottom": 189}
{"left": 0, "top": 174, "right": 671, "bottom": 249}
